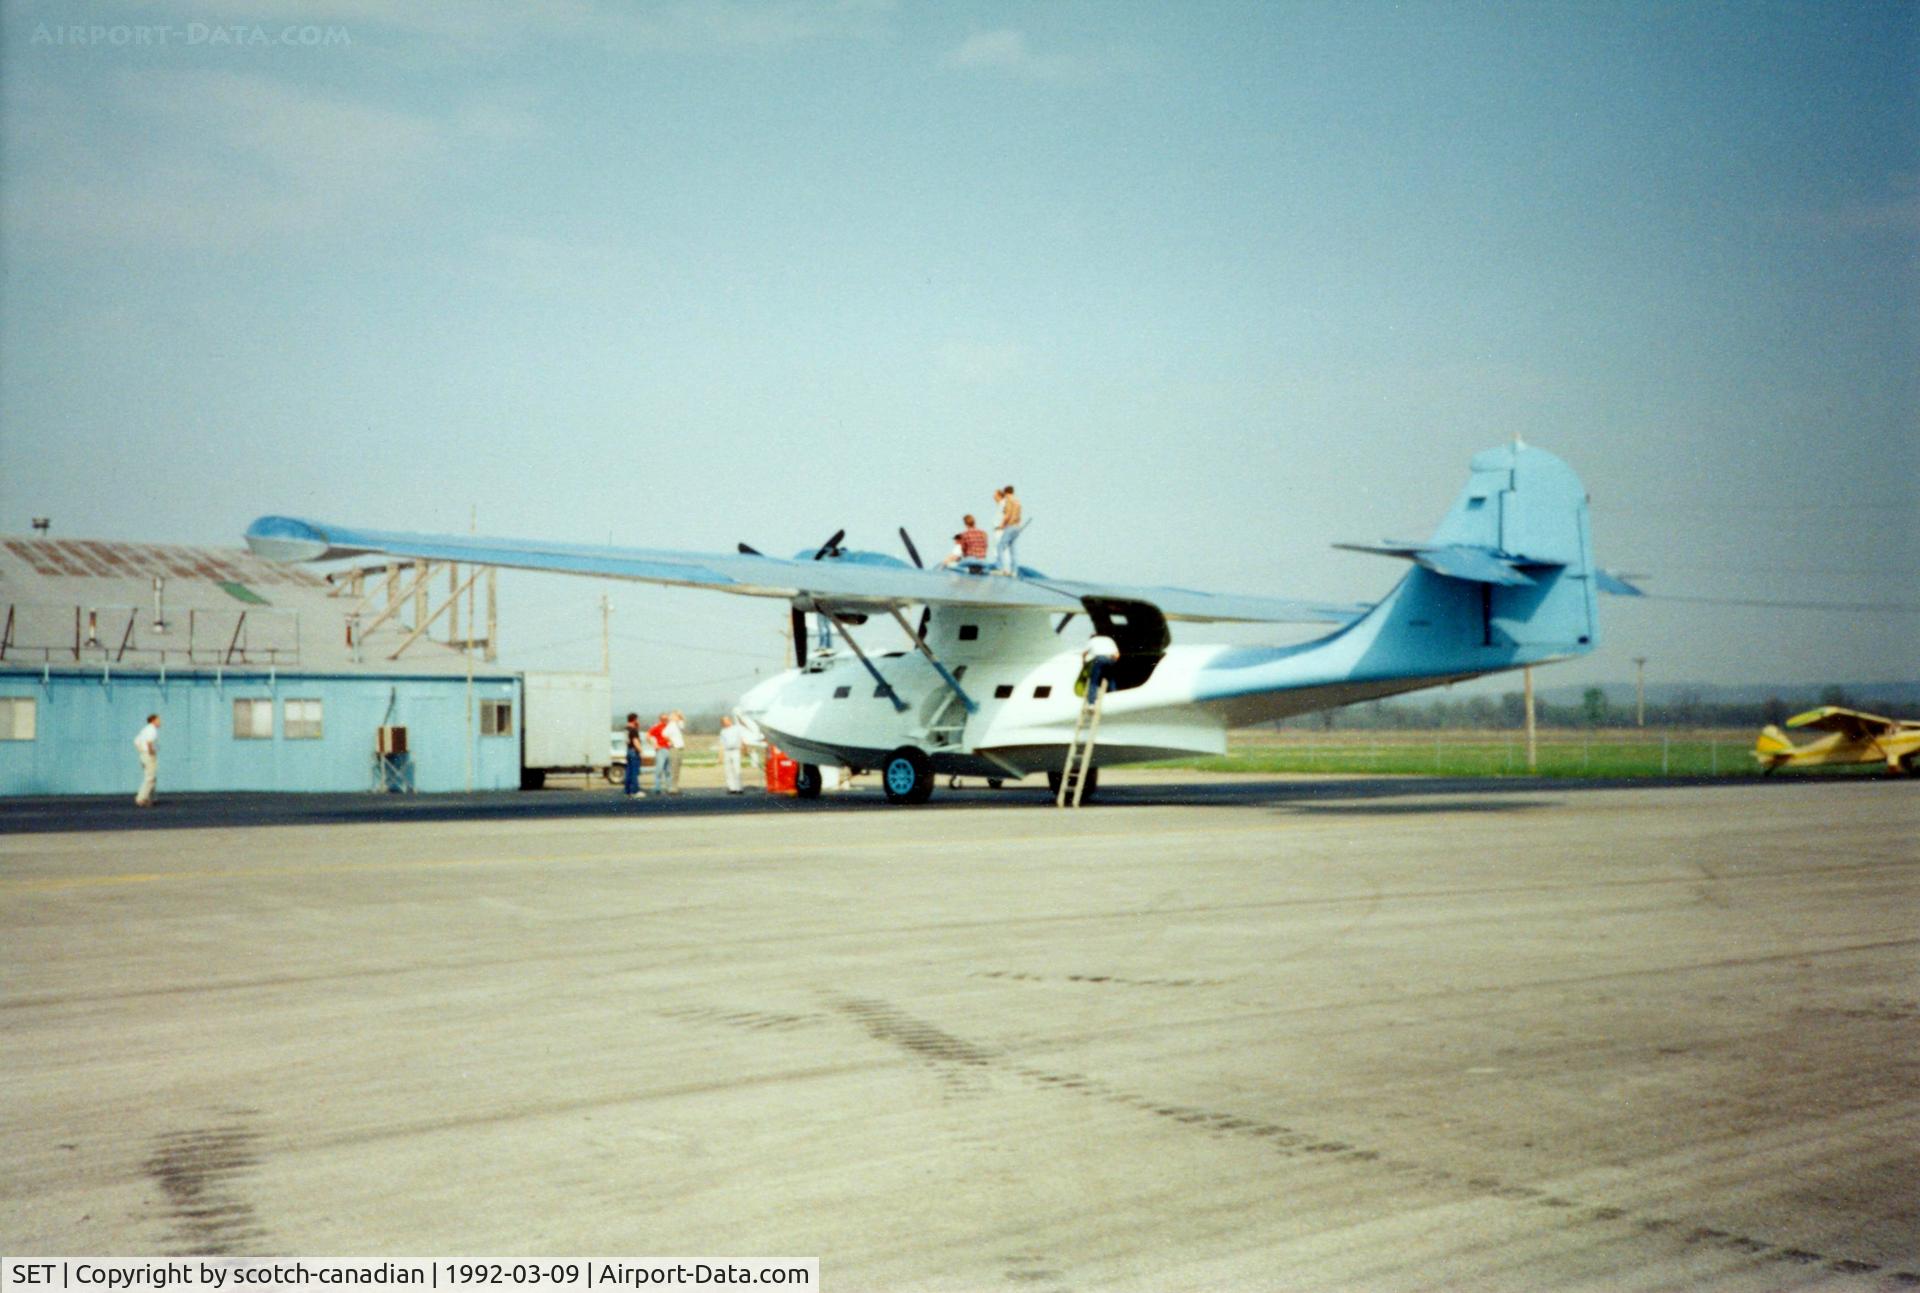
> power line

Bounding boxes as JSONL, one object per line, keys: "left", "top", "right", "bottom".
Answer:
{"left": 610, "top": 631, "right": 784, "bottom": 661}
{"left": 1638, "top": 594, "right": 1920, "bottom": 615}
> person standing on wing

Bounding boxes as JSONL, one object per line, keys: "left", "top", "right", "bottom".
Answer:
{"left": 992, "top": 487, "right": 1025, "bottom": 575}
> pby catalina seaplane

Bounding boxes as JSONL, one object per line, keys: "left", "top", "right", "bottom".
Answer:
{"left": 247, "top": 442, "right": 1636, "bottom": 804}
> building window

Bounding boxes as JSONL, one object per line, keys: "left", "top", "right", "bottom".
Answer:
{"left": 993, "top": 684, "right": 1014, "bottom": 699}
{"left": 284, "top": 699, "right": 324, "bottom": 740}
{"left": 480, "top": 699, "right": 514, "bottom": 736}
{"left": 832, "top": 685, "right": 852, "bottom": 699}
{"left": 1033, "top": 685, "right": 1053, "bottom": 699}
{"left": 233, "top": 698, "right": 273, "bottom": 739}
{"left": 0, "top": 697, "right": 36, "bottom": 741}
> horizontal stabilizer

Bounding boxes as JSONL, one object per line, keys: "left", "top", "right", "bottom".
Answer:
{"left": 1333, "top": 541, "right": 1541, "bottom": 586}
{"left": 1595, "top": 569, "right": 1645, "bottom": 597}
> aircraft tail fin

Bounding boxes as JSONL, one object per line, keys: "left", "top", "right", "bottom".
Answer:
{"left": 1754, "top": 725, "right": 1797, "bottom": 766}
{"left": 1340, "top": 443, "right": 1600, "bottom": 673}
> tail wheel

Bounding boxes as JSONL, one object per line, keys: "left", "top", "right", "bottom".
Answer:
{"left": 882, "top": 747, "right": 935, "bottom": 805}
{"left": 794, "top": 763, "right": 823, "bottom": 799}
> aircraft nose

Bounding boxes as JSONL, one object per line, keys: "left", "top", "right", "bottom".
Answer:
{"left": 737, "top": 671, "right": 786, "bottom": 718}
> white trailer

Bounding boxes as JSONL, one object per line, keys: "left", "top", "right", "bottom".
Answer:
{"left": 520, "top": 671, "right": 615, "bottom": 788}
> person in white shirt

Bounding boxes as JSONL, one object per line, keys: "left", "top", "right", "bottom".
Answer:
{"left": 133, "top": 714, "right": 161, "bottom": 807}
{"left": 718, "top": 715, "right": 746, "bottom": 793}
{"left": 665, "top": 711, "right": 687, "bottom": 794}
{"left": 1081, "top": 635, "right": 1120, "bottom": 701}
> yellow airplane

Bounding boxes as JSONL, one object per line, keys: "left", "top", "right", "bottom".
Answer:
{"left": 1754, "top": 706, "right": 1920, "bottom": 775}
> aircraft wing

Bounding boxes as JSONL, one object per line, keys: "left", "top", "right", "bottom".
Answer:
{"left": 244, "top": 516, "right": 1367, "bottom": 626}
{"left": 1786, "top": 706, "right": 1903, "bottom": 740}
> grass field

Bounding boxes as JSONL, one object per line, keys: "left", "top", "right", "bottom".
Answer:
{"left": 1157, "top": 729, "right": 1888, "bottom": 779}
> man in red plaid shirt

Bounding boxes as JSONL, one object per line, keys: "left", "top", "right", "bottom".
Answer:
{"left": 944, "top": 515, "right": 990, "bottom": 566}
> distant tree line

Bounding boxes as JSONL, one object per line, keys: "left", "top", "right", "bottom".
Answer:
{"left": 1274, "top": 686, "right": 1883, "bottom": 732}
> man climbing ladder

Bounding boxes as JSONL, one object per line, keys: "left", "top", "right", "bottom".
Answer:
{"left": 1058, "top": 634, "right": 1120, "bottom": 808}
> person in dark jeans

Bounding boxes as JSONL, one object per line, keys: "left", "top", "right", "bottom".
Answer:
{"left": 623, "top": 712, "right": 646, "bottom": 798}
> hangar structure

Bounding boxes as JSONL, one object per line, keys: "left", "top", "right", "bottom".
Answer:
{"left": 0, "top": 536, "right": 526, "bottom": 796}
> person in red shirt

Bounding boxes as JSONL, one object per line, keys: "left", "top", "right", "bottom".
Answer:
{"left": 943, "top": 515, "right": 990, "bottom": 567}
{"left": 647, "top": 714, "right": 671, "bottom": 794}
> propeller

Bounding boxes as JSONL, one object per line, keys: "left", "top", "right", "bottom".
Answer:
{"left": 738, "top": 542, "right": 762, "bottom": 556}
{"left": 791, "top": 605, "right": 808, "bottom": 667}
{"left": 898, "top": 527, "right": 923, "bottom": 569}
{"left": 1055, "top": 612, "right": 1076, "bottom": 634}
{"left": 812, "top": 529, "right": 846, "bottom": 561}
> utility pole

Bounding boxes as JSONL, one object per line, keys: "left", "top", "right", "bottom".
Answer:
{"left": 1523, "top": 665, "right": 1537, "bottom": 773}
{"left": 1633, "top": 656, "right": 1648, "bottom": 727}
{"left": 465, "top": 506, "right": 477, "bottom": 794}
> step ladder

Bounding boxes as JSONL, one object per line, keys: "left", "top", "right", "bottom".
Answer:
{"left": 1056, "top": 677, "right": 1107, "bottom": 808}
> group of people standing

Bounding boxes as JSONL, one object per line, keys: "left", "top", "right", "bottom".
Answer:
{"left": 623, "top": 711, "right": 754, "bottom": 798}
{"left": 623, "top": 711, "right": 683, "bottom": 798}
{"left": 941, "top": 484, "right": 1027, "bottom": 575}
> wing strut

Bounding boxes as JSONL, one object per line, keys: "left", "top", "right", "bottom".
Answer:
{"left": 820, "top": 609, "right": 909, "bottom": 713}
{"left": 886, "top": 607, "right": 977, "bottom": 714}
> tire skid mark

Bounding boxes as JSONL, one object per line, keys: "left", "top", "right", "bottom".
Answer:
{"left": 657, "top": 1005, "right": 826, "bottom": 1034}
{"left": 1020, "top": 1063, "right": 1912, "bottom": 1283}
{"left": 143, "top": 1116, "right": 267, "bottom": 1256}
{"left": 833, "top": 997, "right": 997, "bottom": 1098}
{"left": 813, "top": 996, "right": 1913, "bottom": 1285}
{"left": 973, "top": 970, "right": 1226, "bottom": 990}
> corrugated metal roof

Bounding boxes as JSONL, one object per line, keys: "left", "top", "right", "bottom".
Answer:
{"left": 0, "top": 536, "right": 511, "bottom": 678}
{"left": 3, "top": 538, "right": 327, "bottom": 586}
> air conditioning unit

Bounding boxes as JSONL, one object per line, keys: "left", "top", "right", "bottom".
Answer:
{"left": 377, "top": 725, "right": 408, "bottom": 756}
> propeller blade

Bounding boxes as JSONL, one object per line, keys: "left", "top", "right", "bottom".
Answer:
{"left": 1055, "top": 612, "right": 1076, "bottom": 634}
{"left": 738, "top": 542, "right": 762, "bottom": 556}
{"left": 898, "top": 527, "right": 923, "bottom": 568}
{"left": 812, "top": 529, "right": 846, "bottom": 561}
{"left": 916, "top": 607, "right": 930, "bottom": 642}
{"left": 791, "top": 606, "right": 808, "bottom": 667}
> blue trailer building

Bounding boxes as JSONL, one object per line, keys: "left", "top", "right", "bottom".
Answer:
{"left": 0, "top": 537, "right": 523, "bottom": 796}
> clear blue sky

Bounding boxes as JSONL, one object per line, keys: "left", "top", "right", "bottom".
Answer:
{"left": 3, "top": 1, "right": 1914, "bottom": 708}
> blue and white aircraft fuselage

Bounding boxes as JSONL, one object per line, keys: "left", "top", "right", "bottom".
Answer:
{"left": 246, "top": 443, "right": 1622, "bottom": 803}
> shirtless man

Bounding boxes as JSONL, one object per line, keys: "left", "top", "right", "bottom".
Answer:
{"left": 992, "top": 486, "right": 1026, "bottom": 575}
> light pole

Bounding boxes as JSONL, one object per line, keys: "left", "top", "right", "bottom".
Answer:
{"left": 1523, "top": 665, "right": 1537, "bottom": 773}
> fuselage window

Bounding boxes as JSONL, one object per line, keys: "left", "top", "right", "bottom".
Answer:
{"left": 993, "top": 684, "right": 1014, "bottom": 699}
{"left": 833, "top": 685, "right": 852, "bottom": 699}
{"left": 958, "top": 625, "right": 979, "bottom": 641}
{"left": 1033, "top": 685, "right": 1052, "bottom": 699}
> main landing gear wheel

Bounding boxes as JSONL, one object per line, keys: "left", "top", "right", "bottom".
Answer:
{"left": 1046, "top": 767, "right": 1099, "bottom": 803}
{"left": 882, "top": 747, "right": 935, "bottom": 805}
{"left": 794, "top": 763, "right": 823, "bottom": 799}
